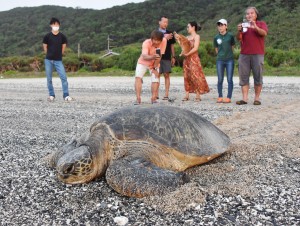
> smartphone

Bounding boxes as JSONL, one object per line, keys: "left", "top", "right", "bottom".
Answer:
{"left": 155, "top": 48, "right": 161, "bottom": 56}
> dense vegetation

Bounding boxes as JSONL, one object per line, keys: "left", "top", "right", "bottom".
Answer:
{"left": 0, "top": 0, "right": 299, "bottom": 56}
{"left": 1, "top": 42, "right": 299, "bottom": 76}
{"left": 0, "top": 0, "right": 299, "bottom": 75}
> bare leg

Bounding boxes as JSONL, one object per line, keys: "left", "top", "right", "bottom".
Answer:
{"left": 241, "top": 85, "right": 249, "bottom": 102}
{"left": 254, "top": 84, "right": 262, "bottom": 101}
{"left": 151, "top": 82, "right": 159, "bottom": 103}
{"left": 195, "top": 92, "right": 201, "bottom": 101}
{"left": 135, "top": 77, "right": 142, "bottom": 103}
{"left": 156, "top": 74, "right": 161, "bottom": 99}
{"left": 164, "top": 73, "right": 170, "bottom": 97}
{"left": 182, "top": 92, "right": 189, "bottom": 101}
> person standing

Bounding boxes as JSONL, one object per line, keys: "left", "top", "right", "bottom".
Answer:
{"left": 134, "top": 30, "right": 167, "bottom": 104}
{"left": 177, "top": 21, "right": 209, "bottom": 102}
{"left": 236, "top": 6, "right": 268, "bottom": 105}
{"left": 213, "top": 19, "right": 235, "bottom": 103}
{"left": 43, "top": 17, "right": 73, "bottom": 102}
{"left": 157, "top": 16, "right": 176, "bottom": 100}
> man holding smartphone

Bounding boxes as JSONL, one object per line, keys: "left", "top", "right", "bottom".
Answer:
{"left": 157, "top": 16, "right": 176, "bottom": 100}
{"left": 134, "top": 30, "right": 167, "bottom": 104}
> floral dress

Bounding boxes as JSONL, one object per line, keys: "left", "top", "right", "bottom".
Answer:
{"left": 183, "top": 38, "right": 210, "bottom": 94}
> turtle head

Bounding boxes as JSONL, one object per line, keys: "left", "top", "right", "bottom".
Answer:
{"left": 56, "top": 145, "right": 102, "bottom": 184}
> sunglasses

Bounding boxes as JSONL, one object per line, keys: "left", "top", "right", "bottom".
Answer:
{"left": 217, "top": 23, "right": 225, "bottom": 27}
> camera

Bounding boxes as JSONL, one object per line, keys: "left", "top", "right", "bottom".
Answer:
{"left": 241, "top": 20, "right": 250, "bottom": 32}
{"left": 155, "top": 48, "right": 161, "bottom": 56}
{"left": 242, "top": 22, "right": 250, "bottom": 28}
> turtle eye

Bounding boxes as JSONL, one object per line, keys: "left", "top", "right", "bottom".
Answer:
{"left": 63, "top": 163, "right": 75, "bottom": 174}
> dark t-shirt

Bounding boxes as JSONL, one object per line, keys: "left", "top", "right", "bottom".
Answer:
{"left": 159, "top": 29, "right": 176, "bottom": 60}
{"left": 43, "top": 32, "right": 67, "bottom": 61}
{"left": 213, "top": 32, "right": 235, "bottom": 60}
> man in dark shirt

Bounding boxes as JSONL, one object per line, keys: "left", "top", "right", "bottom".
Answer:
{"left": 157, "top": 16, "right": 176, "bottom": 100}
{"left": 43, "top": 17, "right": 73, "bottom": 102}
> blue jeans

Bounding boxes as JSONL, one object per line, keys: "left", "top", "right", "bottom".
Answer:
{"left": 45, "top": 59, "right": 69, "bottom": 98}
{"left": 216, "top": 59, "right": 234, "bottom": 99}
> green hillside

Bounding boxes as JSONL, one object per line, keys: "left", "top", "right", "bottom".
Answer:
{"left": 0, "top": 0, "right": 299, "bottom": 57}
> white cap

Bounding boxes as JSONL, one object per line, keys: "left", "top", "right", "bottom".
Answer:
{"left": 217, "top": 19, "right": 227, "bottom": 25}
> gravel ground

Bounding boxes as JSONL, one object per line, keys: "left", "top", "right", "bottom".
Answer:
{"left": 0, "top": 76, "right": 299, "bottom": 225}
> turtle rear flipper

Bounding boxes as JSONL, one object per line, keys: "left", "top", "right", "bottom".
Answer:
{"left": 105, "top": 157, "right": 189, "bottom": 198}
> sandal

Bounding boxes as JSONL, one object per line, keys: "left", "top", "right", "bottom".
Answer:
{"left": 253, "top": 100, "right": 261, "bottom": 105}
{"left": 236, "top": 100, "right": 247, "bottom": 105}
{"left": 182, "top": 97, "right": 189, "bottom": 101}
{"left": 216, "top": 97, "right": 223, "bottom": 103}
{"left": 162, "top": 96, "right": 169, "bottom": 100}
{"left": 223, "top": 98, "right": 231, "bottom": 103}
{"left": 195, "top": 97, "right": 201, "bottom": 102}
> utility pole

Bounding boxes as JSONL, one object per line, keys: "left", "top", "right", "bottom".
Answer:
{"left": 78, "top": 43, "right": 81, "bottom": 58}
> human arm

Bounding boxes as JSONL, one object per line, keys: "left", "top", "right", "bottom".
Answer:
{"left": 141, "top": 54, "right": 159, "bottom": 61}
{"left": 43, "top": 44, "right": 47, "bottom": 54}
{"left": 171, "top": 44, "right": 176, "bottom": 65}
{"left": 236, "top": 24, "right": 243, "bottom": 41}
{"left": 62, "top": 44, "right": 67, "bottom": 55}
{"left": 215, "top": 48, "right": 218, "bottom": 54}
{"left": 250, "top": 21, "right": 267, "bottom": 36}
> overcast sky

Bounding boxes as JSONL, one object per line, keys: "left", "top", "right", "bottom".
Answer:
{"left": 0, "top": 0, "right": 146, "bottom": 12}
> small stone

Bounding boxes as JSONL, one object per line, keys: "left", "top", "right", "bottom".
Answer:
{"left": 113, "top": 216, "right": 128, "bottom": 226}
{"left": 254, "top": 204, "right": 264, "bottom": 211}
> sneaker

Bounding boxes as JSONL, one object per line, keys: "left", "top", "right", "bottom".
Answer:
{"left": 47, "top": 96, "right": 55, "bottom": 102}
{"left": 64, "top": 96, "right": 74, "bottom": 102}
{"left": 223, "top": 98, "right": 231, "bottom": 103}
{"left": 216, "top": 97, "right": 223, "bottom": 103}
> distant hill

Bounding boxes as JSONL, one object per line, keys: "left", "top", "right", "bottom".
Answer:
{"left": 0, "top": 0, "right": 299, "bottom": 57}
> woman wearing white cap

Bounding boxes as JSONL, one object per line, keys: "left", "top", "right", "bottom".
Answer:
{"left": 213, "top": 19, "right": 235, "bottom": 103}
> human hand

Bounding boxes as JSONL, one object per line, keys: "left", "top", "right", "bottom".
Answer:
{"left": 171, "top": 57, "right": 176, "bottom": 66}
{"left": 164, "top": 33, "right": 173, "bottom": 40}
{"left": 173, "top": 32, "right": 179, "bottom": 40}
{"left": 249, "top": 20, "right": 257, "bottom": 29}
{"left": 152, "top": 69, "right": 159, "bottom": 77}
{"left": 154, "top": 54, "right": 161, "bottom": 59}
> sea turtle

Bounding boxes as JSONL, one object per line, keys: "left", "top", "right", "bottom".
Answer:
{"left": 47, "top": 105, "right": 230, "bottom": 197}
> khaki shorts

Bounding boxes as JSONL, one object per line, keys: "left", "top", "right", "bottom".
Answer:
{"left": 238, "top": 54, "right": 264, "bottom": 86}
{"left": 135, "top": 63, "right": 159, "bottom": 83}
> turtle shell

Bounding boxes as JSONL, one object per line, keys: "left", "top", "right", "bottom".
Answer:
{"left": 93, "top": 105, "right": 230, "bottom": 156}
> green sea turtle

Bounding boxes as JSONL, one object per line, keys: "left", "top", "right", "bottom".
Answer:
{"left": 48, "top": 105, "right": 230, "bottom": 197}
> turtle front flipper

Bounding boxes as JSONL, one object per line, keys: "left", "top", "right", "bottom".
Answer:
{"left": 105, "top": 157, "right": 189, "bottom": 198}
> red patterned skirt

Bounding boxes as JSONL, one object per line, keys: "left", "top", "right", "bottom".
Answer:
{"left": 183, "top": 53, "right": 210, "bottom": 94}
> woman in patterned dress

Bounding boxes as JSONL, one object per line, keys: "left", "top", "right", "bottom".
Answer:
{"left": 181, "top": 21, "right": 210, "bottom": 101}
